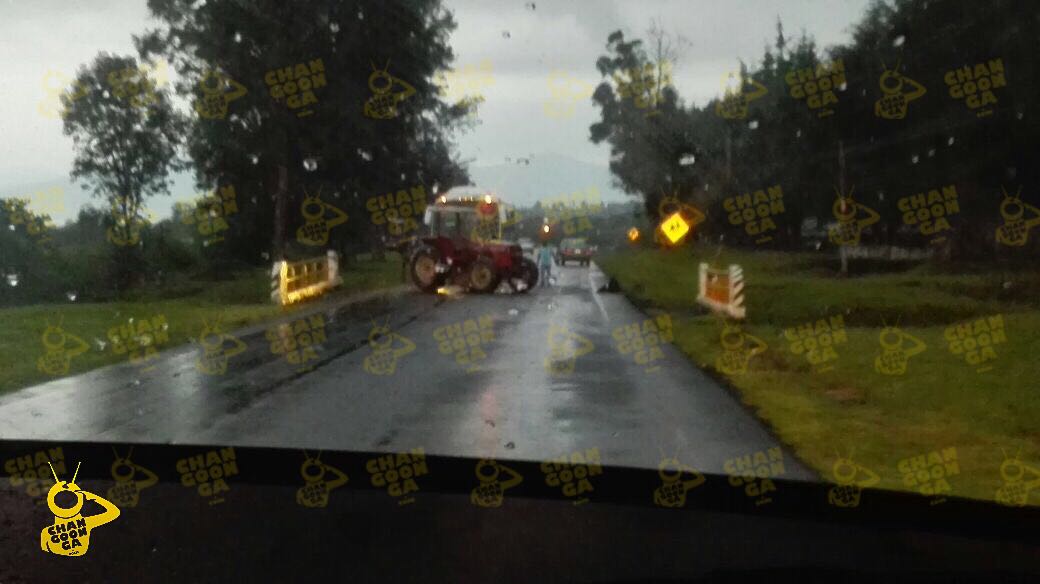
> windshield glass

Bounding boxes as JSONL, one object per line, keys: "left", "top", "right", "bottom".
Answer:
{"left": 0, "top": 0, "right": 1037, "bottom": 518}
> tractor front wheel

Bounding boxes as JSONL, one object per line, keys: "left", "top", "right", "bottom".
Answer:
{"left": 469, "top": 256, "right": 501, "bottom": 293}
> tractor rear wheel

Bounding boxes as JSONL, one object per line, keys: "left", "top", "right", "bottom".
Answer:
{"left": 410, "top": 247, "right": 443, "bottom": 293}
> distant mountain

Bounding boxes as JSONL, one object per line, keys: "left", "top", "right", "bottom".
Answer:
{"left": 465, "top": 153, "right": 631, "bottom": 207}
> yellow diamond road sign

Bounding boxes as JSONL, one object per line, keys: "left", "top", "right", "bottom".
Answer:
{"left": 661, "top": 212, "right": 690, "bottom": 244}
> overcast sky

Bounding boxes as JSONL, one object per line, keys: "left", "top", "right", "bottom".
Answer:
{"left": 0, "top": 0, "right": 871, "bottom": 216}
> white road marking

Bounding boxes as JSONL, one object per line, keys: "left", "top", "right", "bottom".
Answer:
{"left": 588, "top": 263, "right": 609, "bottom": 322}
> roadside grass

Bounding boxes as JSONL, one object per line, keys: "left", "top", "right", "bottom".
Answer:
{"left": 0, "top": 254, "right": 404, "bottom": 394}
{"left": 599, "top": 247, "right": 1040, "bottom": 505}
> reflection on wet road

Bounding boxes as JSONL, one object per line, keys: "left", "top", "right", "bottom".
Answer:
{"left": 0, "top": 265, "right": 813, "bottom": 478}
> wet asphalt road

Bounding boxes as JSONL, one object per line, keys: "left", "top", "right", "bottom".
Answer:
{"left": 0, "top": 263, "right": 813, "bottom": 479}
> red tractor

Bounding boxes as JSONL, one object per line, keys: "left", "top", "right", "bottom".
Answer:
{"left": 409, "top": 190, "right": 538, "bottom": 293}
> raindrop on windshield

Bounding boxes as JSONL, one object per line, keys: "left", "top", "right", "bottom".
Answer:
{"left": 927, "top": 148, "right": 935, "bottom": 157}
{"left": 838, "top": 81, "right": 847, "bottom": 91}
{"left": 329, "top": 22, "right": 340, "bottom": 33}
{"left": 911, "top": 154, "right": 920, "bottom": 164}
{"left": 893, "top": 35, "right": 906, "bottom": 47}
{"left": 947, "top": 136, "right": 955, "bottom": 146}
{"left": 357, "top": 148, "right": 373, "bottom": 161}
{"left": 6, "top": 272, "right": 18, "bottom": 287}
{"left": 234, "top": 32, "right": 242, "bottom": 43}
{"left": 66, "top": 291, "right": 78, "bottom": 302}
{"left": 795, "top": 129, "right": 802, "bottom": 138}
{"left": 7, "top": 224, "right": 13, "bottom": 231}
{"left": 748, "top": 120, "right": 759, "bottom": 130}
{"left": 679, "top": 153, "right": 696, "bottom": 166}
{"left": 303, "top": 158, "right": 318, "bottom": 171}
{"left": 1017, "top": 112, "right": 1024, "bottom": 120}
{"left": 250, "top": 154, "right": 259, "bottom": 165}
{"left": 502, "top": 31, "right": 511, "bottom": 39}
{"left": 357, "top": 9, "right": 364, "bottom": 20}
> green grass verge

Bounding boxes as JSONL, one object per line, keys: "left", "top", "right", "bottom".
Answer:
{"left": 0, "top": 255, "right": 404, "bottom": 394}
{"left": 599, "top": 247, "right": 1040, "bottom": 506}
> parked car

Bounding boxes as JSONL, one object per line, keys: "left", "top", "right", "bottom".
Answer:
{"left": 557, "top": 237, "right": 597, "bottom": 266}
